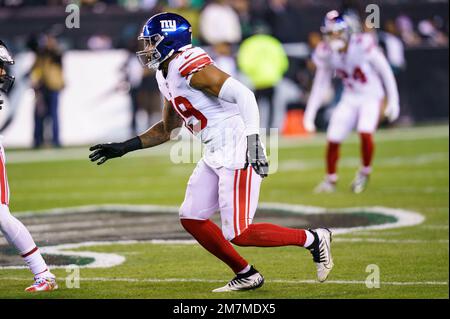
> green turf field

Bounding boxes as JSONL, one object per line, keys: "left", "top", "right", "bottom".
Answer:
{"left": 0, "top": 125, "right": 448, "bottom": 299}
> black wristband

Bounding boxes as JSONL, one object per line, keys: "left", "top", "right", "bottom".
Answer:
{"left": 123, "top": 136, "right": 143, "bottom": 154}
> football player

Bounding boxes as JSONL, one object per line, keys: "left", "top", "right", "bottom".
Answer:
{"left": 89, "top": 13, "right": 334, "bottom": 292}
{"left": 0, "top": 40, "right": 58, "bottom": 292}
{"left": 304, "top": 11, "right": 400, "bottom": 193}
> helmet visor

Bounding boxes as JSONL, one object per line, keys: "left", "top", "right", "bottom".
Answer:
{"left": 136, "top": 34, "right": 164, "bottom": 69}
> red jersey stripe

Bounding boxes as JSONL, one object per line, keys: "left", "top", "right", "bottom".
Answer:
{"left": 179, "top": 53, "right": 208, "bottom": 71}
{"left": 180, "top": 57, "right": 213, "bottom": 77}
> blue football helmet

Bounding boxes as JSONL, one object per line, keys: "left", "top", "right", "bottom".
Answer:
{"left": 137, "top": 12, "right": 192, "bottom": 70}
{"left": 0, "top": 40, "right": 15, "bottom": 94}
{"left": 320, "top": 10, "right": 351, "bottom": 51}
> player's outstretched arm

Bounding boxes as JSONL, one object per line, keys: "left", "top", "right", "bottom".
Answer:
{"left": 369, "top": 49, "right": 400, "bottom": 122}
{"left": 89, "top": 99, "right": 183, "bottom": 165}
{"left": 190, "top": 65, "right": 268, "bottom": 177}
{"left": 304, "top": 66, "right": 332, "bottom": 132}
{"left": 139, "top": 98, "right": 183, "bottom": 148}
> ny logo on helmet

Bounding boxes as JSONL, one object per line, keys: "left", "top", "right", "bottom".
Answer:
{"left": 160, "top": 20, "right": 177, "bottom": 32}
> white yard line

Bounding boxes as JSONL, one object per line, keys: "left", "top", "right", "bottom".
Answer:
{"left": 278, "top": 152, "right": 449, "bottom": 172}
{"left": 0, "top": 276, "right": 447, "bottom": 287}
{"left": 334, "top": 238, "right": 449, "bottom": 244}
{"left": 6, "top": 125, "right": 449, "bottom": 164}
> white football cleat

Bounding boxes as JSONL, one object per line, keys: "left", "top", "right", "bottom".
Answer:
{"left": 213, "top": 266, "right": 264, "bottom": 293}
{"left": 314, "top": 179, "right": 336, "bottom": 194}
{"left": 25, "top": 274, "right": 58, "bottom": 292}
{"left": 351, "top": 172, "right": 370, "bottom": 194}
{"left": 307, "top": 228, "right": 334, "bottom": 282}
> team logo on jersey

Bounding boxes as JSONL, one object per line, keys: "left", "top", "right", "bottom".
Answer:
{"left": 160, "top": 20, "right": 177, "bottom": 32}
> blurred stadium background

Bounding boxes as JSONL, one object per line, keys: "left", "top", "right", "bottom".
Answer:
{"left": 0, "top": 0, "right": 448, "bottom": 147}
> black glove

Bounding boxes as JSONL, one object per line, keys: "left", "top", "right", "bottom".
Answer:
{"left": 89, "top": 136, "right": 142, "bottom": 165}
{"left": 245, "top": 134, "right": 269, "bottom": 178}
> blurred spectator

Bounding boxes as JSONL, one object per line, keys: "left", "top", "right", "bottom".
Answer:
{"left": 123, "top": 43, "right": 144, "bottom": 135}
{"left": 237, "top": 34, "right": 288, "bottom": 130}
{"left": 122, "top": 41, "right": 161, "bottom": 135}
{"left": 418, "top": 19, "right": 449, "bottom": 47}
{"left": 231, "top": 0, "right": 260, "bottom": 39}
{"left": 87, "top": 34, "right": 113, "bottom": 50}
{"left": 30, "top": 34, "right": 64, "bottom": 148}
{"left": 209, "top": 42, "right": 237, "bottom": 77}
{"left": 378, "top": 20, "right": 411, "bottom": 125}
{"left": 379, "top": 20, "right": 406, "bottom": 72}
{"left": 200, "top": 0, "right": 242, "bottom": 45}
{"left": 135, "top": 68, "right": 162, "bottom": 131}
{"left": 165, "top": 0, "right": 202, "bottom": 44}
{"left": 200, "top": 0, "right": 241, "bottom": 82}
{"left": 396, "top": 14, "right": 422, "bottom": 47}
{"left": 264, "top": 0, "right": 300, "bottom": 43}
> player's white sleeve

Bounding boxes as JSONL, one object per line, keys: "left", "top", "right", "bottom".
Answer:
{"left": 304, "top": 67, "right": 333, "bottom": 132}
{"left": 369, "top": 48, "right": 400, "bottom": 122}
{"left": 219, "top": 77, "right": 260, "bottom": 136}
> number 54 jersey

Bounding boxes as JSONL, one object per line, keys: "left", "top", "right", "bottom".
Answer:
{"left": 156, "top": 46, "right": 248, "bottom": 170}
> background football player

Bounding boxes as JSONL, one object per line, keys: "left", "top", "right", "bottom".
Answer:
{"left": 89, "top": 13, "right": 334, "bottom": 292}
{"left": 304, "top": 11, "right": 400, "bottom": 193}
{"left": 0, "top": 40, "right": 57, "bottom": 292}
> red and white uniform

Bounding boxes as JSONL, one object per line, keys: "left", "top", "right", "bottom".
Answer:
{"left": 306, "top": 33, "right": 399, "bottom": 142}
{"left": 0, "top": 142, "right": 10, "bottom": 206}
{"left": 156, "top": 47, "right": 261, "bottom": 240}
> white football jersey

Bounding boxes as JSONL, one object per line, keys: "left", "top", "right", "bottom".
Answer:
{"left": 313, "top": 33, "right": 385, "bottom": 99}
{"left": 156, "top": 47, "right": 247, "bottom": 169}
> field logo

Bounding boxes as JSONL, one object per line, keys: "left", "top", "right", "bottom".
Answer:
{"left": 66, "top": 265, "right": 80, "bottom": 289}
{"left": 0, "top": 204, "right": 425, "bottom": 269}
{"left": 365, "top": 264, "right": 381, "bottom": 288}
{"left": 161, "top": 20, "right": 177, "bottom": 32}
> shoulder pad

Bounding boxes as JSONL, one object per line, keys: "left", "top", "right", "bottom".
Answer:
{"left": 177, "top": 47, "right": 214, "bottom": 77}
{"left": 352, "top": 33, "right": 377, "bottom": 54}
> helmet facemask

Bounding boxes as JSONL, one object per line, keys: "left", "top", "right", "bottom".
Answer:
{"left": 321, "top": 10, "right": 351, "bottom": 52}
{"left": 0, "top": 42, "right": 15, "bottom": 94}
{"left": 136, "top": 34, "right": 175, "bottom": 70}
{"left": 0, "top": 72, "right": 15, "bottom": 94}
{"left": 323, "top": 30, "right": 350, "bottom": 52}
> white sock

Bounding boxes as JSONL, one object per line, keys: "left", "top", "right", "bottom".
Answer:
{"left": 22, "top": 248, "right": 50, "bottom": 278}
{"left": 327, "top": 174, "right": 338, "bottom": 184}
{"left": 360, "top": 166, "right": 372, "bottom": 176}
{"left": 238, "top": 264, "right": 251, "bottom": 275}
{"left": 0, "top": 205, "right": 49, "bottom": 277}
{"left": 304, "top": 230, "right": 315, "bottom": 248}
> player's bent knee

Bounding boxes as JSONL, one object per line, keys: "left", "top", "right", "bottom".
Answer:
{"left": 0, "top": 204, "right": 14, "bottom": 232}
{"left": 0, "top": 204, "right": 10, "bottom": 222}
{"left": 223, "top": 226, "right": 246, "bottom": 243}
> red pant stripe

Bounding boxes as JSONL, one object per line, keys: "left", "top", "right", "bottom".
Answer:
{"left": 233, "top": 170, "right": 239, "bottom": 237}
{"left": 246, "top": 168, "right": 252, "bottom": 229}
{"left": 238, "top": 168, "right": 248, "bottom": 235}
{"left": 0, "top": 153, "right": 8, "bottom": 205}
